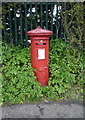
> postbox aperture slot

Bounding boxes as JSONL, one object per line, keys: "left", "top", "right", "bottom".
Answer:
{"left": 36, "top": 43, "right": 46, "bottom": 45}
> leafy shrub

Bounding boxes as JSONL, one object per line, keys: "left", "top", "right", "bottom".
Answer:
{"left": 2, "top": 40, "right": 83, "bottom": 105}
{"left": 49, "top": 39, "right": 83, "bottom": 97}
{"left": 2, "top": 43, "right": 42, "bottom": 104}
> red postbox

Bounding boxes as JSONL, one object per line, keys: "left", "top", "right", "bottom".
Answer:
{"left": 27, "top": 26, "right": 52, "bottom": 86}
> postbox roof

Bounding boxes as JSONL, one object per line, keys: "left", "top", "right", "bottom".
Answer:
{"left": 27, "top": 26, "right": 52, "bottom": 36}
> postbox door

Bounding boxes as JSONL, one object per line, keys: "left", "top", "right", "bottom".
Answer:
{"left": 36, "top": 40, "right": 49, "bottom": 85}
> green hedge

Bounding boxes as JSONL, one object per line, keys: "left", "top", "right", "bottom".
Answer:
{"left": 1, "top": 39, "right": 83, "bottom": 105}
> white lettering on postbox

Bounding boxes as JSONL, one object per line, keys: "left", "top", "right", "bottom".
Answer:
{"left": 38, "top": 49, "right": 45, "bottom": 59}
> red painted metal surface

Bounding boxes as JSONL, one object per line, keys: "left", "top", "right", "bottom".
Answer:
{"left": 27, "top": 26, "right": 52, "bottom": 86}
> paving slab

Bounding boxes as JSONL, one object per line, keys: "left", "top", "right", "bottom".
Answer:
{"left": 1, "top": 100, "right": 84, "bottom": 118}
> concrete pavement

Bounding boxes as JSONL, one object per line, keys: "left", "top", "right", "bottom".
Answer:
{"left": 1, "top": 100, "right": 84, "bottom": 118}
